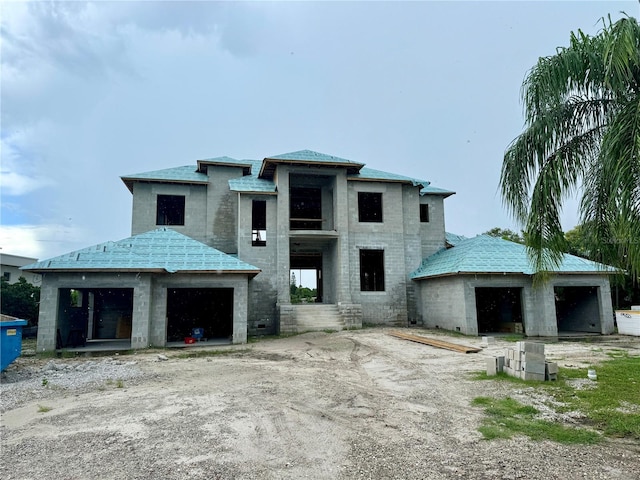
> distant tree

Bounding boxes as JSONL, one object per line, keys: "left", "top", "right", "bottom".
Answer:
{"left": 290, "top": 271, "right": 298, "bottom": 295}
{"left": 500, "top": 15, "right": 640, "bottom": 280}
{"left": 0, "top": 277, "right": 40, "bottom": 326}
{"left": 483, "top": 227, "right": 525, "bottom": 244}
{"left": 564, "top": 225, "right": 591, "bottom": 259}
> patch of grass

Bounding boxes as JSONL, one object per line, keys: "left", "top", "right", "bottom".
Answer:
{"left": 116, "top": 379, "right": 124, "bottom": 388}
{"left": 472, "top": 396, "right": 600, "bottom": 444}
{"left": 474, "top": 353, "right": 640, "bottom": 441}
{"left": 174, "top": 348, "right": 250, "bottom": 359}
{"left": 322, "top": 329, "right": 337, "bottom": 334}
{"left": 37, "top": 405, "right": 52, "bottom": 413}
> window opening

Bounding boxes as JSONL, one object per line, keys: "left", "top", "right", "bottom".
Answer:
{"left": 156, "top": 195, "right": 185, "bottom": 226}
{"left": 420, "top": 204, "right": 429, "bottom": 222}
{"left": 358, "top": 192, "right": 383, "bottom": 222}
{"left": 252, "top": 200, "right": 267, "bottom": 246}
{"left": 360, "top": 249, "right": 385, "bottom": 291}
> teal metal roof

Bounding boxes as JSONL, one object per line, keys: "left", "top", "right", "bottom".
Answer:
{"left": 348, "top": 167, "right": 427, "bottom": 187}
{"left": 121, "top": 166, "right": 208, "bottom": 193}
{"left": 260, "top": 150, "right": 364, "bottom": 178}
{"left": 421, "top": 185, "right": 456, "bottom": 197}
{"left": 196, "top": 156, "right": 254, "bottom": 175}
{"left": 21, "top": 228, "right": 261, "bottom": 275}
{"left": 229, "top": 175, "right": 276, "bottom": 193}
{"left": 445, "top": 232, "right": 467, "bottom": 247}
{"left": 411, "top": 235, "right": 616, "bottom": 279}
{"left": 266, "top": 149, "right": 363, "bottom": 165}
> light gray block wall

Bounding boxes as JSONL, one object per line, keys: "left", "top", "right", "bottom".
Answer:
{"left": 131, "top": 183, "right": 208, "bottom": 242}
{"left": 237, "top": 193, "right": 279, "bottom": 335}
{"left": 402, "top": 184, "right": 424, "bottom": 323}
{"left": 418, "top": 273, "right": 615, "bottom": 337}
{"left": 420, "top": 195, "right": 447, "bottom": 258}
{"left": 419, "top": 276, "right": 470, "bottom": 333}
{"left": 205, "top": 166, "right": 243, "bottom": 253}
{"left": 550, "top": 275, "right": 614, "bottom": 334}
{"left": 275, "top": 167, "right": 291, "bottom": 305}
{"left": 348, "top": 181, "right": 408, "bottom": 325}
{"left": 149, "top": 273, "right": 251, "bottom": 345}
{"left": 35, "top": 272, "right": 153, "bottom": 352}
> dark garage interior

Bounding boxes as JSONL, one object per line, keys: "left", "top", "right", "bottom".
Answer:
{"left": 166, "top": 288, "right": 234, "bottom": 342}
{"left": 475, "top": 287, "right": 524, "bottom": 334}
{"left": 555, "top": 286, "right": 601, "bottom": 333}
{"left": 57, "top": 288, "right": 133, "bottom": 348}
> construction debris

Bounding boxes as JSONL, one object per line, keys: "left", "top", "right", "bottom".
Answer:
{"left": 487, "top": 341, "right": 558, "bottom": 381}
{"left": 389, "top": 331, "right": 482, "bottom": 354}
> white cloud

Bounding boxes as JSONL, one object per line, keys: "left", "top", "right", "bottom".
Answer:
{"left": 0, "top": 223, "right": 92, "bottom": 260}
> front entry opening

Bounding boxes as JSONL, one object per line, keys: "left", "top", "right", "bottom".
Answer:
{"left": 475, "top": 287, "right": 524, "bottom": 334}
{"left": 166, "top": 288, "right": 233, "bottom": 342}
{"left": 555, "top": 286, "right": 601, "bottom": 333}
{"left": 57, "top": 288, "right": 133, "bottom": 348}
{"left": 290, "top": 253, "right": 322, "bottom": 303}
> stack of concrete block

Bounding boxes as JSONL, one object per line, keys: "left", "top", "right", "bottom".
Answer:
{"left": 487, "top": 341, "right": 558, "bottom": 381}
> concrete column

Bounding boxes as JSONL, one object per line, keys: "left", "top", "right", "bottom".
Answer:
{"left": 36, "top": 278, "right": 59, "bottom": 352}
{"left": 233, "top": 279, "right": 249, "bottom": 344}
{"left": 276, "top": 167, "right": 291, "bottom": 304}
{"left": 598, "top": 279, "right": 615, "bottom": 334}
{"left": 131, "top": 274, "right": 152, "bottom": 349}
{"left": 334, "top": 171, "right": 352, "bottom": 303}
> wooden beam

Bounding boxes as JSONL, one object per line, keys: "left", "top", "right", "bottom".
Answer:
{"left": 389, "top": 330, "right": 481, "bottom": 354}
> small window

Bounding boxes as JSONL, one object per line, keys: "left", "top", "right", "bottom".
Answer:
{"left": 2, "top": 272, "right": 11, "bottom": 282}
{"left": 360, "top": 249, "right": 385, "bottom": 291}
{"left": 252, "top": 200, "right": 267, "bottom": 246}
{"left": 420, "top": 204, "right": 429, "bottom": 222}
{"left": 358, "top": 192, "right": 383, "bottom": 222}
{"left": 156, "top": 195, "right": 185, "bottom": 226}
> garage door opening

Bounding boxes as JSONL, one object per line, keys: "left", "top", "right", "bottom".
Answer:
{"left": 475, "top": 287, "right": 524, "bottom": 334}
{"left": 555, "top": 286, "right": 601, "bottom": 333}
{"left": 166, "top": 288, "right": 234, "bottom": 343}
{"left": 57, "top": 288, "right": 133, "bottom": 349}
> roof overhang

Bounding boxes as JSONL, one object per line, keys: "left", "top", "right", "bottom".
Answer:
{"left": 120, "top": 177, "right": 208, "bottom": 194}
{"left": 259, "top": 158, "right": 364, "bottom": 179}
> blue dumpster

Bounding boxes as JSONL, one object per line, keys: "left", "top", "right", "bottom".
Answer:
{"left": 1, "top": 319, "right": 28, "bottom": 371}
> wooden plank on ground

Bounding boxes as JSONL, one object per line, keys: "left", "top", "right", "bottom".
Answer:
{"left": 388, "top": 330, "right": 482, "bottom": 354}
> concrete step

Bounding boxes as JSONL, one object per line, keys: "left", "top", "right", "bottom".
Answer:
{"left": 292, "top": 304, "right": 344, "bottom": 331}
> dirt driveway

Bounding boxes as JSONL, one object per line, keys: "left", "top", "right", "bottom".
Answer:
{"left": 1, "top": 328, "right": 639, "bottom": 479}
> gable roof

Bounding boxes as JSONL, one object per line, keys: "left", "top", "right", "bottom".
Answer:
{"left": 260, "top": 149, "right": 364, "bottom": 178}
{"left": 411, "top": 235, "right": 617, "bottom": 280}
{"left": 121, "top": 166, "right": 208, "bottom": 193}
{"left": 21, "top": 228, "right": 261, "bottom": 276}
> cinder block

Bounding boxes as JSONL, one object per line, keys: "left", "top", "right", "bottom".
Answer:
{"left": 504, "top": 357, "right": 511, "bottom": 368}
{"left": 522, "top": 372, "right": 545, "bottom": 381}
{"left": 521, "top": 342, "right": 545, "bottom": 355}
{"left": 545, "top": 362, "right": 558, "bottom": 375}
{"left": 482, "top": 336, "right": 496, "bottom": 346}
{"left": 522, "top": 352, "right": 546, "bottom": 363}
{"left": 546, "top": 373, "right": 558, "bottom": 382}
{"left": 513, "top": 360, "right": 522, "bottom": 371}
{"left": 486, "top": 357, "right": 497, "bottom": 376}
{"left": 496, "top": 356, "right": 505, "bottom": 372}
{"left": 523, "top": 361, "right": 546, "bottom": 375}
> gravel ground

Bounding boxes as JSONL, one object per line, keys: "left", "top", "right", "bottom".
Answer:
{"left": 1, "top": 328, "right": 639, "bottom": 479}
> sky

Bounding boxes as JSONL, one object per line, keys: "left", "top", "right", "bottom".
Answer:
{"left": 1, "top": 0, "right": 637, "bottom": 263}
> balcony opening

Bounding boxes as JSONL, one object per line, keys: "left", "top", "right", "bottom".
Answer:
{"left": 290, "top": 187, "right": 322, "bottom": 230}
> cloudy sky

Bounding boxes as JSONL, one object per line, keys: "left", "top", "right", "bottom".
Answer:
{"left": 1, "top": 0, "right": 636, "bottom": 261}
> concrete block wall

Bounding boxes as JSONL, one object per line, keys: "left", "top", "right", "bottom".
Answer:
{"left": 338, "top": 303, "right": 363, "bottom": 329}
{"left": 347, "top": 182, "right": 409, "bottom": 325}
{"left": 402, "top": 184, "right": 424, "bottom": 323}
{"left": 419, "top": 195, "right": 447, "bottom": 259}
{"left": 150, "top": 273, "right": 250, "bottom": 345}
{"left": 277, "top": 303, "right": 297, "bottom": 334}
{"left": 35, "top": 272, "right": 152, "bottom": 352}
{"left": 131, "top": 183, "right": 208, "bottom": 243}
{"left": 205, "top": 166, "right": 242, "bottom": 254}
{"left": 237, "top": 194, "right": 279, "bottom": 335}
{"left": 419, "top": 276, "right": 471, "bottom": 334}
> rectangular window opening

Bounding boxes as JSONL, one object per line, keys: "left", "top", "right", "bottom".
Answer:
{"left": 156, "top": 195, "right": 185, "bottom": 226}
{"left": 360, "top": 249, "right": 385, "bottom": 291}
{"left": 358, "top": 192, "right": 383, "bottom": 223}
{"left": 420, "top": 204, "right": 430, "bottom": 223}
{"left": 290, "top": 187, "right": 322, "bottom": 230}
{"left": 252, "top": 200, "right": 267, "bottom": 246}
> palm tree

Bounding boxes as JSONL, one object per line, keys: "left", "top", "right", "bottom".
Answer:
{"left": 501, "top": 15, "right": 640, "bottom": 280}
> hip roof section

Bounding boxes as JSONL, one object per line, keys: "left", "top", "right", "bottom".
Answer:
{"left": 411, "top": 235, "right": 617, "bottom": 279}
{"left": 21, "top": 228, "right": 261, "bottom": 275}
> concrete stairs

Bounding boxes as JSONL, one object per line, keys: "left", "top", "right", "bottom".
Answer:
{"left": 293, "top": 304, "right": 345, "bottom": 332}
